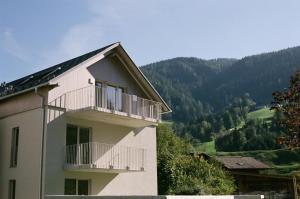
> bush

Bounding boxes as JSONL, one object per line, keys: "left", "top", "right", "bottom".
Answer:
{"left": 157, "top": 123, "right": 236, "bottom": 195}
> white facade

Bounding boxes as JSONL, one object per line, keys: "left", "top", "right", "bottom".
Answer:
{"left": 0, "top": 43, "right": 170, "bottom": 199}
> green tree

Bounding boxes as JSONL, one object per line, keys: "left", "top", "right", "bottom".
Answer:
{"left": 223, "top": 112, "right": 234, "bottom": 129}
{"left": 157, "top": 123, "right": 236, "bottom": 195}
{"left": 272, "top": 70, "right": 300, "bottom": 148}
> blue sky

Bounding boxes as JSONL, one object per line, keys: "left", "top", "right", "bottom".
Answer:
{"left": 1, "top": 0, "right": 300, "bottom": 82}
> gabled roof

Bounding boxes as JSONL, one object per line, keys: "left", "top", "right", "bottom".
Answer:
{"left": 0, "top": 42, "right": 171, "bottom": 112}
{"left": 0, "top": 43, "right": 117, "bottom": 99}
{"left": 216, "top": 156, "right": 270, "bottom": 170}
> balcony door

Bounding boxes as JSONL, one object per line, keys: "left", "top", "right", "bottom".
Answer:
{"left": 95, "top": 82, "right": 124, "bottom": 112}
{"left": 66, "top": 125, "right": 91, "bottom": 165}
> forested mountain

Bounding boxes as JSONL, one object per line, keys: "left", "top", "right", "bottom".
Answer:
{"left": 201, "top": 47, "right": 300, "bottom": 108}
{"left": 142, "top": 57, "right": 237, "bottom": 121}
{"left": 141, "top": 46, "right": 300, "bottom": 123}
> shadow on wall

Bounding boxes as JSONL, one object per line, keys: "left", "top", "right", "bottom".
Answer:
{"left": 46, "top": 107, "right": 146, "bottom": 170}
{"left": 87, "top": 56, "right": 147, "bottom": 98}
{"left": 47, "top": 106, "right": 145, "bottom": 157}
{"left": 46, "top": 108, "right": 121, "bottom": 195}
{"left": 46, "top": 102, "right": 147, "bottom": 194}
{"left": 91, "top": 172, "right": 118, "bottom": 195}
{"left": 64, "top": 171, "right": 119, "bottom": 195}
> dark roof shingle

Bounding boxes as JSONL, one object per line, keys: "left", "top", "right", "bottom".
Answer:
{"left": 0, "top": 43, "right": 117, "bottom": 98}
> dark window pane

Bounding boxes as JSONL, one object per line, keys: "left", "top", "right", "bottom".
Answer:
{"left": 79, "top": 128, "right": 90, "bottom": 164}
{"left": 10, "top": 128, "right": 19, "bottom": 167}
{"left": 66, "top": 125, "right": 78, "bottom": 146}
{"left": 78, "top": 180, "right": 89, "bottom": 195}
{"left": 79, "top": 128, "right": 90, "bottom": 144}
{"left": 64, "top": 179, "right": 76, "bottom": 195}
{"left": 9, "top": 180, "right": 16, "bottom": 199}
{"left": 107, "top": 85, "right": 116, "bottom": 110}
{"left": 95, "top": 83, "right": 103, "bottom": 107}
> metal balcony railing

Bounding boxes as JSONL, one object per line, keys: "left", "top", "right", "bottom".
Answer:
{"left": 65, "top": 142, "right": 146, "bottom": 171}
{"left": 49, "top": 86, "right": 161, "bottom": 121}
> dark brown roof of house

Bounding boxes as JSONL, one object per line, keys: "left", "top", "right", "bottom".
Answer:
{"left": 216, "top": 156, "right": 271, "bottom": 170}
{"left": 0, "top": 42, "right": 117, "bottom": 98}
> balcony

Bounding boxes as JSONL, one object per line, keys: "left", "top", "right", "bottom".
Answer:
{"left": 64, "top": 142, "right": 146, "bottom": 173}
{"left": 49, "top": 86, "right": 162, "bottom": 127}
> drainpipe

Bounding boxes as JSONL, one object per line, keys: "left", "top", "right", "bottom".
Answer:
{"left": 35, "top": 87, "right": 47, "bottom": 199}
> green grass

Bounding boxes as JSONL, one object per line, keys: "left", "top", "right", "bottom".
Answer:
{"left": 195, "top": 108, "right": 300, "bottom": 176}
{"left": 195, "top": 140, "right": 216, "bottom": 153}
{"left": 216, "top": 148, "right": 300, "bottom": 175}
{"left": 247, "top": 107, "right": 274, "bottom": 121}
{"left": 213, "top": 108, "right": 299, "bottom": 176}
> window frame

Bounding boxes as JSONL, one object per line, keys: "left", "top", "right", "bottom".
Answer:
{"left": 8, "top": 179, "right": 16, "bottom": 199}
{"left": 10, "top": 127, "right": 19, "bottom": 168}
{"left": 95, "top": 80, "right": 127, "bottom": 93}
{"left": 66, "top": 124, "right": 92, "bottom": 146}
{"left": 95, "top": 80, "right": 127, "bottom": 111}
{"left": 64, "top": 178, "right": 91, "bottom": 195}
{"left": 64, "top": 178, "right": 77, "bottom": 195}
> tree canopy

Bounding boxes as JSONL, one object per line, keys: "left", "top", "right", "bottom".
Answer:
{"left": 272, "top": 70, "right": 300, "bottom": 148}
{"left": 157, "top": 124, "right": 236, "bottom": 195}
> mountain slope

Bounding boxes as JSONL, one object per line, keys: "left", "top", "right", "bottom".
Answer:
{"left": 141, "top": 46, "right": 300, "bottom": 122}
{"left": 201, "top": 46, "right": 300, "bottom": 107}
{"left": 142, "top": 57, "right": 237, "bottom": 121}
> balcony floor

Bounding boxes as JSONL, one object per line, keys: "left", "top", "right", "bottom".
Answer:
{"left": 66, "top": 106, "right": 158, "bottom": 128}
{"left": 64, "top": 164, "right": 144, "bottom": 173}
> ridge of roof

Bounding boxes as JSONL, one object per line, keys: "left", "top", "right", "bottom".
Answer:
{"left": 0, "top": 42, "right": 118, "bottom": 98}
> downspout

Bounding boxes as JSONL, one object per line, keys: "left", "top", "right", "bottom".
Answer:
{"left": 35, "top": 87, "right": 47, "bottom": 199}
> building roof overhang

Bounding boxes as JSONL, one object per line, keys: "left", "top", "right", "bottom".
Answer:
{"left": 0, "top": 42, "right": 171, "bottom": 113}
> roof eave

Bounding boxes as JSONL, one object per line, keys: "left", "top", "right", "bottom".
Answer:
{"left": 115, "top": 44, "right": 172, "bottom": 113}
{"left": 0, "top": 83, "right": 56, "bottom": 101}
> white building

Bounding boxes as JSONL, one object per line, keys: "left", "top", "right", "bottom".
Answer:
{"left": 0, "top": 42, "right": 171, "bottom": 199}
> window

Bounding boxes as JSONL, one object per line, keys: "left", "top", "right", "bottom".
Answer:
{"left": 66, "top": 125, "right": 91, "bottom": 164}
{"left": 66, "top": 125, "right": 91, "bottom": 146}
{"left": 64, "top": 179, "right": 76, "bottom": 195}
{"left": 78, "top": 180, "right": 89, "bottom": 195}
{"left": 65, "top": 179, "right": 90, "bottom": 195}
{"left": 107, "top": 85, "right": 124, "bottom": 111}
{"left": 8, "top": 180, "right": 16, "bottom": 199}
{"left": 10, "top": 127, "right": 19, "bottom": 168}
{"left": 95, "top": 81, "right": 125, "bottom": 111}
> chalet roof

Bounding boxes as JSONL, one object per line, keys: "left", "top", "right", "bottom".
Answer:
{"left": 216, "top": 156, "right": 271, "bottom": 170}
{"left": 0, "top": 43, "right": 116, "bottom": 99}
